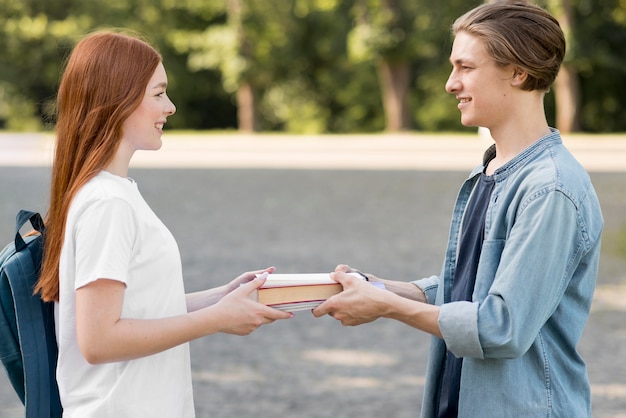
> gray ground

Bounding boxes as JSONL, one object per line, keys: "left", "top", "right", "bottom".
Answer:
{"left": 1, "top": 167, "right": 625, "bottom": 417}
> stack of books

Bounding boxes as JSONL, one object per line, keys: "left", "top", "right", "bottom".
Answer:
{"left": 249, "top": 272, "right": 384, "bottom": 311}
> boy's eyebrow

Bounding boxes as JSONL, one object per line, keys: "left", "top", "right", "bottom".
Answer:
{"left": 450, "top": 58, "right": 469, "bottom": 65}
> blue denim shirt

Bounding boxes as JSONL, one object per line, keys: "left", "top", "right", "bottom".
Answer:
{"left": 414, "top": 130, "right": 603, "bottom": 417}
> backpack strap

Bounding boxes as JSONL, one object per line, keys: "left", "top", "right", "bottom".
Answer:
{"left": 15, "top": 210, "right": 44, "bottom": 251}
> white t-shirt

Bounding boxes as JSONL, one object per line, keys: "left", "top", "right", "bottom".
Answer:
{"left": 56, "top": 171, "right": 195, "bottom": 417}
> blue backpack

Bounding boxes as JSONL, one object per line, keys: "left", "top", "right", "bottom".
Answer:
{"left": 0, "top": 210, "right": 62, "bottom": 418}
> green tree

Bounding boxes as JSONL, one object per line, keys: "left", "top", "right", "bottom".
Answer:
{"left": 0, "top": 0, "right": 87, "bottom": 129}
{"left": 572, "top": 0, "right": 626, "bottom": 132}
{"left": 0, "top": 0, "right": 233, "bottom": 130}
{"left": 546, "top": 0, "right": 581, "bottom": 133}
{"left": 263, "top": 0, "right": 381, "bottom": 133}
{"left": 1, "top": 0, "right": 625, "bottom": 133}
{"left": 167, "top": 0, "right": 377, "bottom": 133}
{"left": 348, "top": 0, "right": 416, "bottom": 131}
{"left": 349, "top": 0, "right": 484, "bottom": 132}
{"left": 167, "top": 1, "right": 295, "bottom": 132}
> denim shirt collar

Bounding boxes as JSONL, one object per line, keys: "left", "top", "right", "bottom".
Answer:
{"left": 469, "top": 128, "right": 562, "bottom": 181}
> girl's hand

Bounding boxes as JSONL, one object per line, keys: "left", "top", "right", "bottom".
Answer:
{"left": 224, "top": 266, "right": 276, "bottom": 294}
{"left": 215, "top": 275, "right": 292, "bottom": 336}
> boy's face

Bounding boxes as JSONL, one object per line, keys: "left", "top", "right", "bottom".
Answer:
{"left": 445, "top": 31, "right": 516, "bottom": 131}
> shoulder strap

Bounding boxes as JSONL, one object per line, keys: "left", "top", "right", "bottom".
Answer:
{"left": 15, "top": 210, "right": 44, "bottom": 251}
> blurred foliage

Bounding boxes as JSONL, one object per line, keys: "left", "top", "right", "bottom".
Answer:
{"left": 573, "top": 0, "right": 626, "bottom": 132}
{"left": 0, "top": 0, "right": 624, "bottom": 133}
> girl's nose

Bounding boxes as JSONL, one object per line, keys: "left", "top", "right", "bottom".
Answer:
{"left": 165, "top": 96, "right": 176, "bottom": 116}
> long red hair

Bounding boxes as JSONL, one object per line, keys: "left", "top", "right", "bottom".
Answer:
{"left": 36, "top": 31, "right": 162, "bottom": 302}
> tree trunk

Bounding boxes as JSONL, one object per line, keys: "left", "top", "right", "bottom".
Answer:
{"left": 227, "top": 0, "right": 259, "bottom": 132}
{"left": 549, "top": 0, "right": 581, "bottom": 133}
{"left": 554, "top": 66, "right": 581, "bottom": 133}
{"left": 377, "top": 58, "right": 411, "bottom": 132}
{"left": 237, "top": 81, "right": 259, "bottom": 132}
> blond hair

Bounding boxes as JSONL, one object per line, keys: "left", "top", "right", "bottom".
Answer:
{"left": 453, "top": 1, "right": 565, "bottom": 92}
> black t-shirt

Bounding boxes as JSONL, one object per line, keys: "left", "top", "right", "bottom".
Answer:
{"left": 437, "top": 173, "right": 495, "bottom": 418}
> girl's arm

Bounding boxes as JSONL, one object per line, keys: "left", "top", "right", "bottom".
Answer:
{"left": 185, "top": 267, "right": 276, "bottom": 312}
{"left": 75, "top": 276, "right": 291, "bottom": 364}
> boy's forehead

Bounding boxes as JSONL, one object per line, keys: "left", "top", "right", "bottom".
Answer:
{"left": 449, "top": 32, "right": 489, "bottom": 64}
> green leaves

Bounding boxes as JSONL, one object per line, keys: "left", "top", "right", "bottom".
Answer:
{"left": 0, "top": 0, "right": 624, "bottom": 132}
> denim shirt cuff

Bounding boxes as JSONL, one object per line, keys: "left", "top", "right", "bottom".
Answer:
{"left": 411, "top": 275, "right": 439, "bottom": 305}
{"left": 439, "top": 301, "right": 484, "bottom": 359}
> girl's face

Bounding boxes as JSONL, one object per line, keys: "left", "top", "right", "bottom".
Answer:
{"left": 445, "top": 32, "right": 516, "bottom": 131}
{"left": 121, "top": 62, "right": 176, "bottom": 152}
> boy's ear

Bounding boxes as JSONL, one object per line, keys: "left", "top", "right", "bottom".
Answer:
{"left": 511, "top": 67, "right": 528, "bottom": 86}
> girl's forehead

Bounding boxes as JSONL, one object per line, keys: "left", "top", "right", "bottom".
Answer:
{"left": 147, "top": 62, "right": 168, "bottom": 88}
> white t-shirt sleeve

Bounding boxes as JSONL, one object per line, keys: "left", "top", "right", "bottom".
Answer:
{"left": 73, "top": 197, "right": 137, "bottom": 289}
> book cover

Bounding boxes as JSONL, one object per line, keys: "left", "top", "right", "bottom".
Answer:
{"left": 249, "top": 273, "right": 382, "bottom": 311}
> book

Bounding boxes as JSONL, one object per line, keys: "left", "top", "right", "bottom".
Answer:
{"left": 249, "top": 272, "right": 383, "bottom": 312}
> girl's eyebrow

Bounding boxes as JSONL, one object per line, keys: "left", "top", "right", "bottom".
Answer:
{"left": 152, "top": 81, "right": 168, "bottom": 89}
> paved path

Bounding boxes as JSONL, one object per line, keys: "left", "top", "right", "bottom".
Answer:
{"left": 0, "top": 131, "right": 625, "bottom": 171}
{"left": 0, "top": 132, "right": 625, "bottom": 417}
